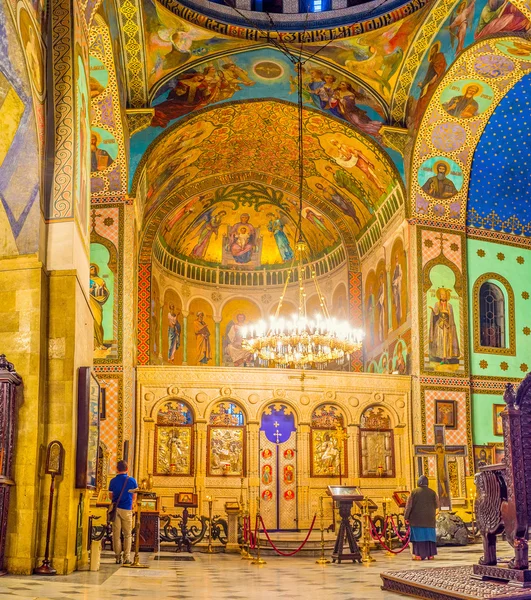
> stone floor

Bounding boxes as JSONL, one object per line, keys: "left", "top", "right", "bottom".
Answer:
{"left": 0, "top": 541, "right": 513, "bottom": 600}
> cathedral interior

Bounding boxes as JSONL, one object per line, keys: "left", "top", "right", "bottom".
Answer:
{"left": 1, "top": 0, "right": 531, "bottom": 590}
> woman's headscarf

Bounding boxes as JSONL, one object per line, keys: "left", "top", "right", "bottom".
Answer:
{"left": 417, "top": 475, "right": 429, "bottom": 487}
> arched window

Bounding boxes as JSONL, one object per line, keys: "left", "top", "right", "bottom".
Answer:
{"left": 208, "top": 402, "right": 245, "bottom": 476}
{"left": 154, "top": 401, "right": 194, "bottom": 476}
{"left": 359, "top": 406, "right": 395, "bottom": 478}
{"left": 310, "top": 404, "right": 347, "bottom": 477}
{"left": 479, "top": 282, "right": 505, "bottom": 348}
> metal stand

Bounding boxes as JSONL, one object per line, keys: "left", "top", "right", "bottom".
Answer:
{"left": 203, "top": 496, "right": 214, "bottom": 554}
{"left": 316, "top": 497, "right": 330, "bottom": 565}
{"left": 34, "top": 473, "right": 58, "bottom": 575}
{"left": 331, "top": 498, "right": 362, "bottom": 564}
{"left": 360, "top": 498, "right": 374, "bottom": 564}
{"left": 123, "top": 490, "right": 148, "bottom": 569}
{"left": 382, "top": 498, "right": 394, "bottom": 557}
{"left": 251, "top": 497, "right": 266, "bottom": 566}
{"left": 241, "top": 501, "right": 252, "bottom": 560}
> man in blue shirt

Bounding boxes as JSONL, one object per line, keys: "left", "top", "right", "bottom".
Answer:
{"left": 108, "top": 460, "right": 138, "bottom": 564}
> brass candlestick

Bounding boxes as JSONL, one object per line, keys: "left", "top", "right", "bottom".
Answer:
{"left": 241, "top": 500, "right": 252, "bottom": 560}
{"left": 205, "top": 496, "right": 214, "bottom": 554}
{"left": 316, "top": 497, "right": 330, "bottom": 565}
{"left": 124, "top": 490, "right": 149, "bottom": 569}
{"left": 251, "top": 496, "right": 266, "bottom": 565}
{"left": 382, "top": 498, "right": 394, "bottom": 557}
{"left": 360, "top": 498, "right": 374, "bottom": 564}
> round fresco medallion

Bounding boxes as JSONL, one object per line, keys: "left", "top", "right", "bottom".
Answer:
{"left": 474, "top": 54, "right": 514, "bottom": 78}
{"left": 262, "top": 489, "right": 273, "bottom": 501}
{"left": 440, "top": 79, "right": 494, "bottom": 119}
{"left": 284, "top": 448, "right": 294, "bottom": 460}
{"left": 418, "top": 156, "right": 463, "bottom": 199}
{"left": 253, "top": 61, "right": 284, "bottom": 80}
{"left": 284, "top": 490, "right": 295, "bottom": 501}
{"left": 431, "top": 123, "right": 467, "bottom": 152}
{"left": 262, "top": 448, "right": 272, "bottom": 459}
{"left": 89, "top": 55, "right": 109, "bottom": 99}
{"left": 496, "top": 39, "right": 531, "bottom": 61}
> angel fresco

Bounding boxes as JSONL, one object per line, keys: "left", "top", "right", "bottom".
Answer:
{"left": 190, "top": 208, "right": 227, "bottom": 259}
{"left": 324, "top": 165, "right": 374, "bottom": 213}
{"left": 448, "top": 0, "right": 476, "bottom": 55}
{"left": 150, "top": 62, "right": 255, "bottom": 128}
{"left": 329, "top": 138, "right": 385, "bottom": 194}
{"left": 474, "top": 0, "right": 530, "bottom": 40}
{"left": 267, "top": 212, "right": 294, "bottom": 261}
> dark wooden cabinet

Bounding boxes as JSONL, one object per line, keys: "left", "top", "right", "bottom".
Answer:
{"left": 139, "top": 513, "right": 160, "bottom": 552}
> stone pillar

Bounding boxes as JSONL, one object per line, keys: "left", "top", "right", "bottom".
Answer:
{"left": 224, "top": 503, "right": 241, "bottom": 553}
{"left": 0, "top": 356, "right": 22, "bottom": 575}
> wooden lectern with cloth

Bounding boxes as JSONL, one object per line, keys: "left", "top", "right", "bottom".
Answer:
{"left": 327, "top": 486, "right": 363, "bottom": 564}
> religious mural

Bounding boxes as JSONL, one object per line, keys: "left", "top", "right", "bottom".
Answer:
{"left": 221, "top": 298, "right": 261, "bottom": 367}
{"left": 90, "top": 205, "right": 123, "bottom": 363}
{"left": 130, "top": 47, "right": 404, "bottom": 180}
{"left": 310, "top": 405, "right": 347, "bottom": 477}
{"left": 390, "top": 237, "right": 407, "bottom": 331}
{"left": 154, "top": 400, "right": 193, "bottom": 475}
{"left": 89, "top": 16, "right": 128, "bottom": 198}
{"left": 188, "top": 298, "right": 214, "bottom": 366}
{"left": 0, "top": 0, "right": 41, "bottom": 256}
{"left": 406, "top": 0, "right": 530, "bottom": 128}
{"left": 74, "top": 1, "right": 91, "bottom": 243}
{"left": 161, "top": 288, "right": 183, "bottom": 365}
{"left": 208, "top": 402, "right": 245, "bottom": 476}
{"left": 359, "top": 406, "right": 395, "bottom": 477}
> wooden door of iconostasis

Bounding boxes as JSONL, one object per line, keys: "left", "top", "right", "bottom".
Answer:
{"left": 259, "top": 404, "right": 297, "bottom": 531}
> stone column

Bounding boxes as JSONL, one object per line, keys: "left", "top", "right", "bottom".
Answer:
{"left": 224, "top": 503, "right": 241, "bottom": 553}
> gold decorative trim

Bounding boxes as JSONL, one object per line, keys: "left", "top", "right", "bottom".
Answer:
{"left": 472, "top": 272, "right": 516, "bottom": 357}
{"left": 381, "top": 126, "right": 409, "bottom": 157}
{"left": 117, "top": 0, "right": 148, "bottom": 107}
{"left": 126, "top": 108, "right": 155, "bottom": 136}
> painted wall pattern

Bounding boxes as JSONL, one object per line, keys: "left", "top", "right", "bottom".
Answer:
{"left": 0, "top": 0, "right": 41, "bottom": 256}
{"left": 89, "top": 15, "right": 128, "bottom": 199}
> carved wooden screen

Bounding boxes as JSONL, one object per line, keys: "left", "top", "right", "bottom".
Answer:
{"left": 154, "top": 400, "right": 194, "bottom": 476}
{"left": 359, "top": 406, "right": 395, "bottom": 478}
{"left": 310, "top": 404, "right": 347, "bottom": 477}
{"left": 207, "top": 402, "right": 245, "bottom": 477}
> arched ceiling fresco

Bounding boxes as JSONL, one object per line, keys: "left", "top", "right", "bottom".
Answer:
{"left": 130, "top": 44, "right": 403, "bottom": 180}
{"left": 136, "top": 100, "right": 404, "bottom": 268}
{"left": 468, "top": 71, "right": 531, "bottom": 235}
{"left": 410, "top": 36, "right": 531, "bottom": 225}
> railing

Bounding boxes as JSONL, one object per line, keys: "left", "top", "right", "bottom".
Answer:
{"left": 153, "top": 235, "right": 347, "bottom": 287}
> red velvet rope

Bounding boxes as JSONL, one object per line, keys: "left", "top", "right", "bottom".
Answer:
{"left": 368, "top": 516, "right": 410, "bottom": 554}
{"left": 258, "top": 514, "right": 317, "bottom": 556}
{"left": 390, "top": 515, "right": 410, "bottom": 543}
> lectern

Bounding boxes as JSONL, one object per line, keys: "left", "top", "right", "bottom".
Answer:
{"left": 327, "top": 486, "right": 363, "bottom": 564}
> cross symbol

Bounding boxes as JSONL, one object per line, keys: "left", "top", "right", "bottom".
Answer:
{"left": 91, "top": 209, "right": 102, "bottom": 232}
{"left": 434, "top": 231, "right": 448, "bottom": 254}
{"left": 273, "top": 430, "right": 282, "bottom": 444}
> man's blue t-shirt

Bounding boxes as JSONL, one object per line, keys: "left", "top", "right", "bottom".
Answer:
{"left": 109, "top": 474, "right": 138, "bottom": 510}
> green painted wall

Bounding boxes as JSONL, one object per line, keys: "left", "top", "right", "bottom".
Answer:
{"left": 467, "top": 238, "right": 531, "bottom": 378}
{"left": 471, "top": 392, "right": 503, "bottom": 445}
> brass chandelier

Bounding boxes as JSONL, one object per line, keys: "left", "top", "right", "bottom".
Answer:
{"left": 242, "top": 60, "right": 364, "bottom": 369}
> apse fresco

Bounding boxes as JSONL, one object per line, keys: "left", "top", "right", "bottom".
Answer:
{"left": 188, "top": 297, "right": 215, "bottom": 366}
{"left": 139, "top": 101, "right": 401, "bottom": 256}
{"left": 406, "top": 0, "right": 530, "bottom": 127}
{"left": 143, "top": 0, "right": 253, "bottom": 89}
{"left": 130, "top": 47, "right": 403, "bottom": 179}
{"left": 161, "top": 190, "right": 339, "bottom": 268}
{"left": 0, "top": 0, "right": 41, "bottom": 256}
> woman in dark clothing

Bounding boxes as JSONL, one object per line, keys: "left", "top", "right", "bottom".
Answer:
{"left": 404, "top": 475, "right": 439, "bottom": 560}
